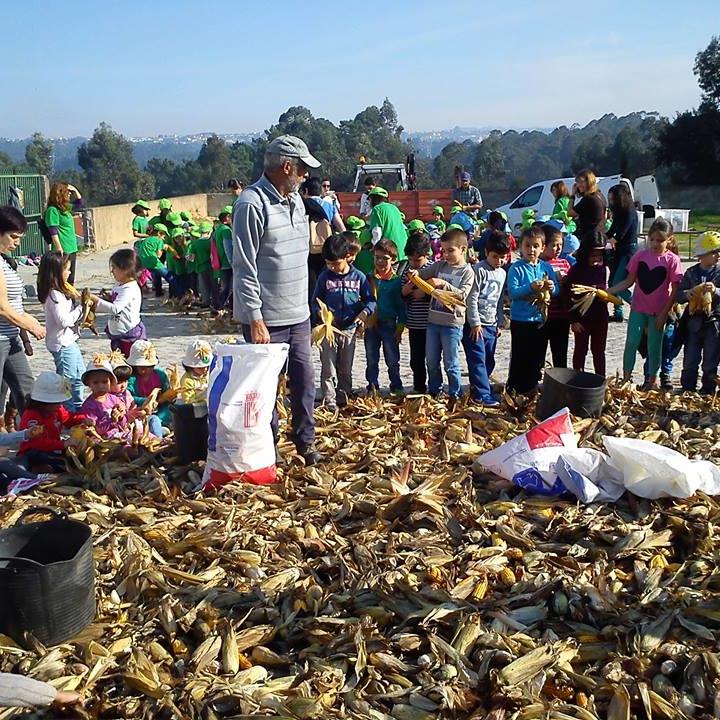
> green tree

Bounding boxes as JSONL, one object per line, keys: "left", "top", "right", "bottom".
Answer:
{"left": 0, "top": 151, "right": 15, "bottom": 172}
{"left": 472, "top": 132, "right": 504, "bottom": 188}
{"left": 196, "top": 134, "right": 233, "bottom": 190}
{"left": 25, "top": 132, "right": 54, "bottom": 175}
{"left": 432, "top": 141, "right": 474, "bottom": 188}
{"left": 77, "top": 123, "right": 154, "bottom": 205}
{"left": 229, "top": 142, "right": 255, "bottom": 184}
{"left": 694, "top": 35, "right": 720, "bottom": 109}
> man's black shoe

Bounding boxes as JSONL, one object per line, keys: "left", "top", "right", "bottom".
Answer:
{"left": 300, "top": 448, "right": 322, "bottom": 466}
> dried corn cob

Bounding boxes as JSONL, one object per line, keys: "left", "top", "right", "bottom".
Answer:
{"left": 570, "top": 284, "right": 623, "bottom": 316}
{"left": 531, "top": 275, "right": 553, "bottom": 324}
{"left": 688, "top": 283, "right": 713, "bottom": 316}
{"left": 311, "top": 299, "right": 336, "bottom": 347}
{"left": 410, "top": 273, "right": 466, "bottom": 311}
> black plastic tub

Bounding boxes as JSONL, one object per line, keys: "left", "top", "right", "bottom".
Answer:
{"left": 170, "top": 402, "right": 209, "bottom": 464}
{"left": 536, "top": 367, "right": 607, "bottom": 420}
{"left": 0, "top": 507, "right": 95, "bottom": 646}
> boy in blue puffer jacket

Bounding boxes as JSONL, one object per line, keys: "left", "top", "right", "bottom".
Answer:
{"left": 506, "top": 226, "right": 558, "bottom": 395}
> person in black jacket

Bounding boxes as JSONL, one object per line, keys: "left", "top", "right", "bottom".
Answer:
{"left": 606, "top": 184, "right": 638, "bottom": 322}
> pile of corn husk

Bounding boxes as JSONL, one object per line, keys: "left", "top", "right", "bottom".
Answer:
{"left": 2, "top": 381, "right": 720, "bottom": 719}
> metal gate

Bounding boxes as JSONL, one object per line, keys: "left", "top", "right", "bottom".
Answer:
{"left": 0, "top": 174, "right": 50, "bottom": 256}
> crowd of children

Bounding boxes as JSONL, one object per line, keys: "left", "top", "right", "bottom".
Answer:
{"left": 3, "top": 188, "right": 720, "bottom": 489}
{"left": 311, "top": 186, "right": 720, "bottom": 405}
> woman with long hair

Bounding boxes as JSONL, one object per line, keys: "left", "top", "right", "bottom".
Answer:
{"left": 0, "top": 207, "right": 45, "bottom": 416}
{"left": 568, "top": 169, "right": 607, "bottom": 249}
{"left": 44, "top": 181, "right": 83, "bottom": 284}
{"left": 606, "top": 183, "right": 639, "bottom": 321}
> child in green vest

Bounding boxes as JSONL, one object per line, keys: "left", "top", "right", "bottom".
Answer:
{"left": 191, "top": 221, "right": 215, "bottom": 308}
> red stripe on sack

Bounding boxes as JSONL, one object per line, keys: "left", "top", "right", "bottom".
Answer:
{"left": 204, "top": 465, "right": 278, "bottom": 490}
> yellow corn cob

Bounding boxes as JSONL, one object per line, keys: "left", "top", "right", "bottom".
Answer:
{"left": 498, "top": 567, "right": 516, "bottom": 587}
{"left": 410, "top": 274, "right": 437, "bottom": 295}
{"left": 410, "top": 274, "right": 466, "bottom": 311}
{"left": 472, "top": 576, "right": 489, "bottom": 600}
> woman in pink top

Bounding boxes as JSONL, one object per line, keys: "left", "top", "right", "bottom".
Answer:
{"left": 609, "top": 218, "right": 683, "bottom": 389}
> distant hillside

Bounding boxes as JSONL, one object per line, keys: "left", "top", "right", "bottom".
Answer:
{"left": 0, "top": 132, "right": 261, "bottom": 172}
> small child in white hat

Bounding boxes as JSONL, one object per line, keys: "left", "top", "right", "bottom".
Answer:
{"left": 17, "top": 371, "right": 89, "bottom": 473}
{"left": 80, "top": 355, "right": 132, "bottom": 441}
{"left": 179, "top": 340, "right": 213, "bottom": 404}
{"left": 126, "top": 341, "right": 176, "bottom": 427}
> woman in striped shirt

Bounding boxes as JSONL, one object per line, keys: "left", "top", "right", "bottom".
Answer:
{"left": 0, "top": 207, "right": 46, "bottom": 413}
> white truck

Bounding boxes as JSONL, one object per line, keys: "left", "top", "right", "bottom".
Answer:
{"left": 495, "top": 174, "right": 690, "bottom": 235}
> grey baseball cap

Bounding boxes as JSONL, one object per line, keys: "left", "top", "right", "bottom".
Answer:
{"left": 266, "top": 134, "right": 321, "bottom": 168}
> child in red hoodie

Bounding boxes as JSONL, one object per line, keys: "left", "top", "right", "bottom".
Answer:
{"left": 18, "top": 372, "right": 88, "bottom": 471}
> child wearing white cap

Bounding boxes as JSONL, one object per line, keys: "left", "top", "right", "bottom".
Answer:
{"left": 126, "top": 341, "right": 177, "bottom": 427}
{"left": 79, "top": 355, "right": 133, "bottom": 441}
{"left": 17, "top": 372, "right": 89, "bottom": 472}
{"left": 179, "top": 340, "right": 212, "bottom": 404}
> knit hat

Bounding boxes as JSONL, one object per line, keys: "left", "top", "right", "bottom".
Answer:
{"left": 695, "top": 231, "right": 720, "bottom": 257}
{"left": 30, "top": 372, "right": 72, "bottom": 403}
{"left": 158, "top": 199, "right": 172, "bottom": 210}
{"left": 182, "top": 340, "right": 213, "bottom": 369}
{"left": 81, "top": 354, "right": 117, "bottom": 385}
{"left": 128, "top": 340, "right": 158, "bottom": 367}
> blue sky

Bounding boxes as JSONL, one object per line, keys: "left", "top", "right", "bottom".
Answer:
{"left": 3, "top": 0, "right": 717, "bottom": 138}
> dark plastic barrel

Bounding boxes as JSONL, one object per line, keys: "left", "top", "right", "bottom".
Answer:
{"left": 0, "top": 507, "right": 96, "bottom": 646}
{"left": 536, "top": 368, "right": 607, "bottom": 420}
{"left": 170, "top": 402, "right": 208, "bottom": 464}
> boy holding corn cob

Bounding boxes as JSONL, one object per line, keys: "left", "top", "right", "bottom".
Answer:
{"left": 409, "top": 228, "right": 478, "bottom": 402}
{"left": 365, "top": 239, "right": 405, "bottom": 395}
{"left": 506, "top": 226, "right": 559, "bottom": 395}
{"left": 312, "top": 234, "right": 376, "bottom": 409}
{"left": 677, "top": 231, "right": 720, "bottom": 393}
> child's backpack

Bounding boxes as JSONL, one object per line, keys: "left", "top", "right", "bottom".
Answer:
{"left": 309, "top": 218, "right": 332, "bottom": 255}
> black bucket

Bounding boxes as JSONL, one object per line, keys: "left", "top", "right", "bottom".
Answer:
{"left": 171, "top": 402, "right": 208, "bottom": 464}
{"left": 0, "top": 507, "right": 96, "bottom": 646}
{"left": 536, "top": 368, "right": 607, "bottom": 420}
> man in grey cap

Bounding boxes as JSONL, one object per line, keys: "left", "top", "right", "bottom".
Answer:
{"left": 232, "top": 135, "right": 322, "bottom": 466}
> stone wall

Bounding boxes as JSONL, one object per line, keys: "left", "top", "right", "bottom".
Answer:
{"left": 89, "top": 194, "right": 209, "bottom": 250}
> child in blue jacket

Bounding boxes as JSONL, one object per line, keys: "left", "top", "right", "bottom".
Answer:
{"left": 506, "top": 226, "right": 559, "bottom": 394}
{"left": 312, "top": 234, "right": 376, "bottom": 409}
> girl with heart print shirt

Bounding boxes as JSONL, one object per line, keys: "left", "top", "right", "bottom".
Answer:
{"left": 608, "top": 218, "right": 683, "bottom": 389}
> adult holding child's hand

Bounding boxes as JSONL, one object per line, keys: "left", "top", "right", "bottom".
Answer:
{"left": 0, "top": 207, "right": 44, "bottom": 413}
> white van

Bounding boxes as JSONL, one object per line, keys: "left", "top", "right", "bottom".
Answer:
{"left": 496, "top": 174, "right": 659, "bottom": 233}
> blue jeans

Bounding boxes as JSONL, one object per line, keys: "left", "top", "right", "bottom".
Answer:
{"left": 364, "top": 320, "right": 402, "bottom": 392}
{"left": 681, "top": 316, "right": 720, "bottom": 392}
{"left": 51, "top": 343, "right": 85, "bottom": 410}
{"left": 151, "top": 267, "right": 177, "bottom": 297}
{"left": 462, "top": 323, "right": 498, "bottom": 402}
{"left": 426, "top": 323, "right": 463, "bottom": 398}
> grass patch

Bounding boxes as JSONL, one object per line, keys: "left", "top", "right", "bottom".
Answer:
{"left": 674, "top": 210, "right": 720, "bottom": 259}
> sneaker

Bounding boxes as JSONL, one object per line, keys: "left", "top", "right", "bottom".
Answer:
{"left": 482, "top": 397, "right": 501, "bottom": 408}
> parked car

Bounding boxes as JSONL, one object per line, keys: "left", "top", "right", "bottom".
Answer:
{"left": 496, "top": 174, "right": 660, "bottom": 234}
